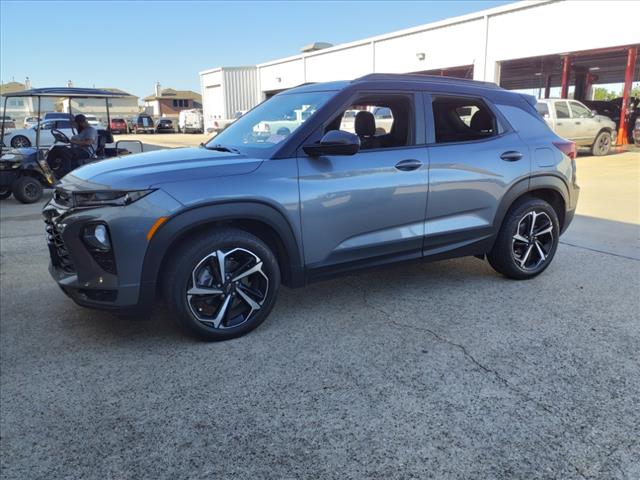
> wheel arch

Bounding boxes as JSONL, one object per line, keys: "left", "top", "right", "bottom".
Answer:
{"left": 139, "top": 201, "right": 305, "bottom": 305}
{"left": 495, "top": 175, "right": 570, "bottom": 235}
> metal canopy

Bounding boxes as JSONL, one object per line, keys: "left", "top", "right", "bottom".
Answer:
{"left": 1, "top": 87, "right": 131, "bottom": 98}
{"left": 500, "top": 46, "right": 640, "bottom": 90}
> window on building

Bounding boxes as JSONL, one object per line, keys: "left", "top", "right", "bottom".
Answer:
{"left": 554, "top": 101, "right": 570, "bottom": 119}
{"left": 9, "top": 99, "right": 24, "bottom": 107}
{"left": 331, "top": 94, "right": 413, "bottom": 150}
{"left": 431, "top": 96, "right": 498, "bottom": 143}
{"left": 173, "top": 99, "right": 178, "bottom": 107}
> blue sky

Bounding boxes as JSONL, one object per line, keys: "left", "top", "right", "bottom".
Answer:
{"left": 0, "top": 0, "right": 512, "bottom": 99}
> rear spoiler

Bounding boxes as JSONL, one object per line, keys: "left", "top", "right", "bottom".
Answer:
{"left": 520, "top": 94, "right": 538, "bottom": 108}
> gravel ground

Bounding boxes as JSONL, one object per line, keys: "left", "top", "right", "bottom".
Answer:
{"left": 0, "top": 152, "right": 638, "bottom": 480}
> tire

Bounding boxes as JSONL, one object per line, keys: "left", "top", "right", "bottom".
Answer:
{"left": 487, "top": 197, "right": 560, "bottom": 280}
{"left": 10, "top": 135, "right": 31, "bottom": 148}
{"left": 163, "top": 228, "right": 281, "bottom": 341}
{"left": 0, "top": 187, "right": 11, "bottom": 200}
{"left": 12, "top": 176, "right": 43, "bottom": 204}
{"left": 591, "top": 130, "right": 611, "bottom": 156}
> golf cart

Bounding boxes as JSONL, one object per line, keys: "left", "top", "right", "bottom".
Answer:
{"left": 0, "top": 88, "right": 143, "bottom": 203}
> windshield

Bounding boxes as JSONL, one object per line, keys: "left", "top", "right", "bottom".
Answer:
{"left": 206, "top": 91, "right": 334, "bottom": 158}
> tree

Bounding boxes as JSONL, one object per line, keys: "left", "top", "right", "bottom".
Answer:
{"left": 592, "top": 87, "right": 617, "bottom": 101}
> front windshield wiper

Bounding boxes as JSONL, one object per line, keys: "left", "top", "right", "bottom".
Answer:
{"left": 204, "top": 143, "right": 241, "bottom": 154}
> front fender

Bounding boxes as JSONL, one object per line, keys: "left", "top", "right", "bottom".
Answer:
{"left": 138, "top": 201, "right": 305, "bottom": 306}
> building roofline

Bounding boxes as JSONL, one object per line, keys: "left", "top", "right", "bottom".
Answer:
{"left": 256, "top": 0, "right": 550, "bottom": 68}
{"left": 198, "top": 65, "right": 257, "bottom": 76}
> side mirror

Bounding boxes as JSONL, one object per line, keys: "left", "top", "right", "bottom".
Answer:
{"left": 590, "top": 110, "right": 597, "bottom": 117}
{"left": 303, "top": 130, "right": 360, "bottom": 157}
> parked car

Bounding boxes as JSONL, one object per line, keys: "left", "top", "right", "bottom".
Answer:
{"left": 109, "top": 118, "right": 128, "bottom": 134}
{"left": 0, "top": 115, "right": 16, "bottom": 130}
{"left": 43, "top": 73, "right": 579, "bottom": 341}
{"left": 633, "top": 117, "right": 640, "bottom": 146}
{"left": 43, "top": 112, "right": 74, "bottom": 122}
{"left": 2, "top": 119, "right": 74, "bottom": 148}
{"left": 23, "top": 116, "right": 40, "bottom": 128}
{"left": 83, "top": 115, "right": 103, "bottom": 129}
{"left": 130, "top": 114, "right": 155, "bottom": 134}
{"left": 155, "top": 118, "right": 175, "bottom": 133}
{"left": 179, "top": 109, "right": 204, "bottom": 133}
{"left": 583, "top": 97, "right": 639, "bottom": 145}
{"left": 535, "top": 99, "right": 616, "bottom": 155}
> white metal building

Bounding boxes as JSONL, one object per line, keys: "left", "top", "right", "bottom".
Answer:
{"left": 199, "top": 67, "right": 260, "bottom": 132}
{"left": 200, "top": 0, "right": 640, "bottom": 132}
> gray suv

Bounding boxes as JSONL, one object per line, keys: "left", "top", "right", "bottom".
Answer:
{"left": 43, "top": 74, "right": 579, "bottom": 341}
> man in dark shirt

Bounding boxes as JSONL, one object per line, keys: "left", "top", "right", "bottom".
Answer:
{"left": 47, "top": 114, "right": 98, "bottom": 176}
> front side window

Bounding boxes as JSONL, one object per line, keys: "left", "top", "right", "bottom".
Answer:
{"left": 208, "top": 91, "right": 333, "bottom": 157}
{"left": 431, "top": 96, "right": 498, "bottom": 143}
{"left": 554, "top": 101, "right": 570, "bottom": 119}
{"left": 569, "top": 101, "right": 591, "bottom": 118}
{"left": 331, "top": 94, "right": 412, "bottom": 149}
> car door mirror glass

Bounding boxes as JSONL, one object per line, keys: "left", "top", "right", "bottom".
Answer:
{"left": 590, "top": 110, "right": 597, "bottom": 118}
{"left": 303, "top": 130, "right": 360, "bottom": 156}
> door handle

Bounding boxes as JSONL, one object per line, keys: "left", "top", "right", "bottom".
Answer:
{"left": 575, "top": 121, "right": 581, "bottom": 125}
{"left": 557, "top": 122, "right": 563, "bottom": 126}
{"left": 500, "top": 151, "right": 523, "bottom": 162}
{"left": 394, "top": 159, "right": 422, "bottom": 171}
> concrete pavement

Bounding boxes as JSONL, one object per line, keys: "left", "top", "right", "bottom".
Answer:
{"left": 0, "top": 150, "right": 638, "bottom": 479}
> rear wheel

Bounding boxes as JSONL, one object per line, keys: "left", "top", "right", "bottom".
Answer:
{"left": 10, "top": 135, "right": 31, "bottom": 148}
{"left": 0, "top": 187, "right": 11, "bottom": 200}
{"left": 487, "top": 197, "right": 559, "bottom": 280}
{"left": 163, "top": 228, "right": 281, "bottom": 341}
{"left": 12, "top": 176, "right": 43, "bottom": 204}
{"left": 591, "top": 130, "right": 611, "bottom": 156}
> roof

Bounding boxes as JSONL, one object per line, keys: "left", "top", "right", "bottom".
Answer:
{"left": 0, "top": 82, "right": 26, "bottom": 96}
{"left": 284, "top": 74, "right": 500, "bottom": 95}
{"left": 1, "top": 87, "right": 133, "bottom": 98}
{"left": 99, "top": 88, "right": 138, "bottom": 99}
{"left": 144, "top": 88, "right": 202, "bottom": 102}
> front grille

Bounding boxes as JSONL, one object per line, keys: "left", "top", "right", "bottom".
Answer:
{"left": 45, "top": 218, "right": 75, "bottom": 274}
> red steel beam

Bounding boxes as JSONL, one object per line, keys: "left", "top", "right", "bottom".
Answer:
{"left": 560, "top": 55, "right": 571, "bottom": 99}
{"left": 617, "top": 47, "right": 637, "bottom": 145}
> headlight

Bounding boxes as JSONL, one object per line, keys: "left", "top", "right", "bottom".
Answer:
{"left": 73, "top": 189, "right": 154, "bottom": 207}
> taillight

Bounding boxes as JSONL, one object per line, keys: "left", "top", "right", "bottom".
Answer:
{"left": 553, "top": 140, "right": 576, "bottom": 160}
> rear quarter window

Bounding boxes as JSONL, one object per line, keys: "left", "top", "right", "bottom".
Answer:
{"left": 494, "top": 103, "right": 554, "bottom": 138}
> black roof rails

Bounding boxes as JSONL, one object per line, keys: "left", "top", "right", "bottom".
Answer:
{"left": 353, "top": 73, "right": 500, "bottom": 89}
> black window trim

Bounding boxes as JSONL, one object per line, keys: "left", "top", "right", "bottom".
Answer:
{"left": 319, "top": 90, "right": 424, "bottom": 151}
{"left": 422, "top": 91, "right": 514, "bottom": 147}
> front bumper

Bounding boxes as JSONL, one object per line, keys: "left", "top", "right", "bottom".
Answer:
{"left": 43, "top": 188, "right": 183, "bottom": 312}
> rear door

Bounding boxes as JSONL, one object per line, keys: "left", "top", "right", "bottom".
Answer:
{"left": 424, "top": 93, "right": 531, "bottom": 256}
{"left": 298, "top": 91, "right": 429, "bottom": 271}
{"left": 552, "top": 100, "right": 575, "bottom": 140}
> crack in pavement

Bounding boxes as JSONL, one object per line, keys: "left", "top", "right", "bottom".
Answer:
{"left": 351, "top": 282, "right": 625, "bottom": 479}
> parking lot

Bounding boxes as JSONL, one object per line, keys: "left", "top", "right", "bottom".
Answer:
{"left": 0, "top": 148, "right": 638, "bottom": 479}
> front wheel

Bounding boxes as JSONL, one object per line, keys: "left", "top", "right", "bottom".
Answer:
{"left": 11, "top": 135, "right": 31, "bottom": 148}
{"left": 12, "top": 176, "right": 43, "bottom": 204}
{"left": 163, "top": 228, "right": 281, "bottom": 341}
{"left": 0, "top": 187, "right": 11, "bottom": 200}
{"left": 591, "top": 130, "right": 612, "bottom": 156}
{"left": 487, "top": 197, "right": 560, "bottom": 280}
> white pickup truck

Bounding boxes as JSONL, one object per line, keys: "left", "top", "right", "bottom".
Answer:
{"left": 536, "top": 99, "right": 616, "bottom": 156}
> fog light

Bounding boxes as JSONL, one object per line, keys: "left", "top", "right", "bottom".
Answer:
{"left": 83, "top": 223, "right": 111, "bottom": 251}
{"left": 94, "top": 225, "right": 109, "bottom": 248}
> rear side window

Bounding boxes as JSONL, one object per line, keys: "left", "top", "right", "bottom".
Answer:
{"left": 431, "top": 96, "right": 498, "bottom": 143}
{"left": 535, "top": 103, "right": 549, "bottom": 117}
{"left": 554, "top": 102, "right": 570, "bottom": 119}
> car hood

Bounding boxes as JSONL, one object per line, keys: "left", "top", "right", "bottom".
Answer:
{"left": 61, "top": 147, "right": 263, "bottom": 191}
